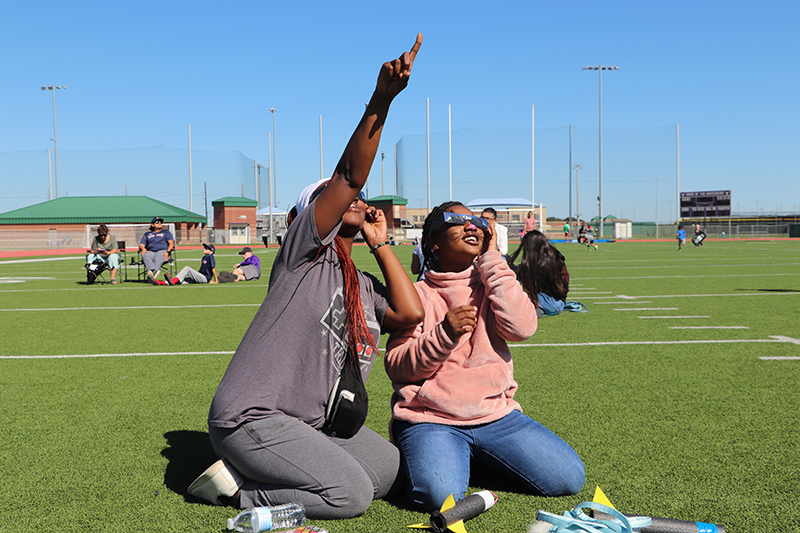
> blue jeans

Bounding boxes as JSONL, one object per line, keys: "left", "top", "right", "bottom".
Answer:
{"left": 393, "top": 410, "right": 585, "bottom": 512}
{"left": 86, "top": 253, "right": 120, "bottom": 270}
{"left": 538, "top": 293, "right": 565, "bottom": 316}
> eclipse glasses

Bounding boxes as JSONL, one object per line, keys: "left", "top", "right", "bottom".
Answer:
{"left": 430, "top": 212, "right": 489, "bottom": 232}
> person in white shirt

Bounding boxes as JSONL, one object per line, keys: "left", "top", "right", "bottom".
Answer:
{"left": 481, "top": 208, "right": 508, "bottom": 257}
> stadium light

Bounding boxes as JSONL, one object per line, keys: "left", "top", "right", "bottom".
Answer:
{"left": 41, "top": 85, "right": 67, "bottom": 199}
{"left": 582, "top": 65, "right": 619, "bottom": 238}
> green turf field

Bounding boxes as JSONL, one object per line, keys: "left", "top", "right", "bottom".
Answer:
{"left": 1, "top": 240, "right": 798, "bottom": 532}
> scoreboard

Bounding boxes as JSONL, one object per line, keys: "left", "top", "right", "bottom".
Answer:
{"left": 680, "top": 190, "right": 731, "bottom": 218}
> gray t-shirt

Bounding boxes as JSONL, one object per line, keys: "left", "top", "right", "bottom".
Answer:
{"left": 89, "top": 235, "right": 118, "bottom": 255}
{"left": 208, "top": 199, "right": 389, "bottom": 430}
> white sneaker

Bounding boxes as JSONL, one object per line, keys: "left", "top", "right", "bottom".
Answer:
{"left": 187, "top": 458, "right": 244, "bottom": 505}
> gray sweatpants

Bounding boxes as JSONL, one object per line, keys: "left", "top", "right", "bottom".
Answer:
{"left": 176, "top": 266, "right": 208, "bottom": 284}
{"left": 142, "top": 250, "right": 167, "bottom": 272}
{"left": 208, "top": 415, "right": 401, "bottom": 519}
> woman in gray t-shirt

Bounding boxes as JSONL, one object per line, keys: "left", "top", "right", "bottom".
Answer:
{"left": 189, "top": 34, "right": 424, "bottom": 520}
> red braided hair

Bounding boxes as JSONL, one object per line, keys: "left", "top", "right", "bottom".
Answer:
{"left": 332, "top": 235, "right": 376, "bottom": 361}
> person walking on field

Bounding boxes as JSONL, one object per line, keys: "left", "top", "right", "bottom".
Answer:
{"left": 523, "top": 211, "right": 536, "bottom": 237}
{"left": 677, "top": 224, "right": 687, "bottom": 251}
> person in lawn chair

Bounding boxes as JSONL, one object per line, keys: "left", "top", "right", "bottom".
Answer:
{"left": 138, "top": 217, "right": 175, "bottom": 284}
{"left": 85, "top": 224, "right": 120, "bottom": 284}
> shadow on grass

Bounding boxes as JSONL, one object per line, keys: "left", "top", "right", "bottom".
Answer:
{"left": 161, "top": 430, "right": 219, "bottom": 502}
{"left": 735, "top": 288, "right": 800, "bottom": 292}
{"left": 159, "top": 431, "right": 534, "bottom": 510}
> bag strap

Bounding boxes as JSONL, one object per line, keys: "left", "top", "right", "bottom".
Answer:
{"left": 564, "top": 301, "right": 589, "bottom": 313}
{"left": 536, "top": 502, "right": 651, "bottom": 533}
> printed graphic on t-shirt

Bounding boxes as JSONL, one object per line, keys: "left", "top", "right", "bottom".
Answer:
{"left": 320, "top": 286, "right": 379, "bottom": 373}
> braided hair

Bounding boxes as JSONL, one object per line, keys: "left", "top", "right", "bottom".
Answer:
{"left": 331, "top": 234, "right": 376, "bottom": 359}
{"left": 289, "top": 204, "right": 377, "bottom": 362}
{"left": 419, "top": 201, "right": 464, "bottom": 276}
{"left": 507, "top": 230, "right": 568, "bottom": 307}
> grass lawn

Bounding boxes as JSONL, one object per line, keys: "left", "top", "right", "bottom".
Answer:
{"left": 0, "top": 239, "right": 798, "bottom": 532}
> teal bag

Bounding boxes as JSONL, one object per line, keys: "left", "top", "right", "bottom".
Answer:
{"left": 564, "top": 301, "right": 588, "bottom": 313}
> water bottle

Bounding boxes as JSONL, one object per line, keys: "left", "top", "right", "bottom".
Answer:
{"left": 227, "top": 503, "right": 306, "bottom": 532}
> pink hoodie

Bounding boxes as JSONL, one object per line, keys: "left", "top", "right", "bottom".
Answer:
{"left": 385, "top": 250, "right": 537, "bottom": 426}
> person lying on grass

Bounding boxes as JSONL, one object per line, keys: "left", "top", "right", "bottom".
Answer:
{"left": 187, "top": 33, "right": 424, "bottom": 520}
{"left": 385, "top": 201, "right": 585, "bottom": 513}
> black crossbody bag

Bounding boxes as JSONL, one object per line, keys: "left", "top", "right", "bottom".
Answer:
{"left": 324, "top": 349, "right": 369, "bottom": 439}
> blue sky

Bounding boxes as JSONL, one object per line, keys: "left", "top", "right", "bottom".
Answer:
{"left": 2, "top": 1, "right": 799, "bottom": 222}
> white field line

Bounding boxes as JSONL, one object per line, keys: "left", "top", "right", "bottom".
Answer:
{"left": 0, "top": 351, "right": 236, "bottom": 359}
{"left": 0, "top": 252, "right": 260, "bottom": 266}
{"left": 638, "top": 315, "right": 709, "bottom": 319}
{"left": 6, "top": 336, "right": 798, "bottom": 360}
{"left": 760, "top": 356, "right": 800, "bottom": 360}
{"left": 614, "top": 308, "right": 679, "bottom": 311}
{"left": 577, "top": 292, "right": 800, "bottom": 300}
{"left": 576, "top": 272, "right": 800, "bottom": 280}
{"left": 574, "top": 263, "right": 800, "bottom": 271}
{"left": 0, "top": 304, "right": 261, "bottom": 312}
{"left": 0, "top": 257, "right": 85, "bottom": 265}
{"left": 0, "top": 283, "right": 262, "bottom": 294}
{"left": 567, "top": 291, "right": 612, "bottom": 295}
{"left": 510, "top": 335, "right": 799, "bottom": 348}
{"left": 0, "top": 277, "right": 56, "bottom": 280}
{"left": 595, "top": 301, "right": 652, "bottom": 305}
{"left": 670, "top": 326, "right": 749, "bottom": 330}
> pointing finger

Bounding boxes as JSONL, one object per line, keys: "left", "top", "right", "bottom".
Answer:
{"left": 409, "top": 33, "right": 423, "bottom": 61}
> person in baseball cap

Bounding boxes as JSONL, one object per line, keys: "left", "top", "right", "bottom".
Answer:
{"left": 138, "top": 217, "right": 174, "bottom": 285}
{"left": 225, "top": 247, "right": 260, "bottom": 282}
{"left": 165, "top": 243, "right": 218, "bottom": 285}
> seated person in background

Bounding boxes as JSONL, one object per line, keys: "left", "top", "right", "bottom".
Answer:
{"left": 231, "top": 247, "right": 260, "bottom": 281}
{"left": 507, "top": 230, "right": 570, "bottom": 317}
{"left": 139, "top": 217, "right": 175, "bottom": 284}
{"left": 86, "top": 224, "right": 120, "bottom": 284}
{"left": 480, "top": 207, "right": 508, "bottom": 258}
{"left": 166, "top": 243, "right": 218, "bottom": 285}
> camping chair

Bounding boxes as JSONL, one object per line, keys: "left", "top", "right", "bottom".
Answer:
{"left": 129, "top": 248, "right": 178, "bottom": 282}
{"left": 117, "top": 241, "right": 127, "bottom": 282}
{"left": 85, "top": 258, "right": 109, "bottom": 285}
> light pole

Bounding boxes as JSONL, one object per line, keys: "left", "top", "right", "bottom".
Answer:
{"left": 269, "top": 108, "right": 277, "bottom": 209}
{"left": 572, "top": 164, "right": 583, "bottom": 224}
{"left": 582, "top": 65, "right": 619, "bottom": 238}
{"left": 41, "top": 85, "right": 67, "bottom": 198}
{"left": 381, "top": 151, "right": 386, "bottom": 196}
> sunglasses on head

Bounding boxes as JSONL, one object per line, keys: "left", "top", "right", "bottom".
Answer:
{"left": 430, "top": 212, "right": 489, "bottom": 232}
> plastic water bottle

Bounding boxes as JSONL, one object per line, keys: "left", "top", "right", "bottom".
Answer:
{"left": 227, "top": 503, "right": 306, "bottom": 532}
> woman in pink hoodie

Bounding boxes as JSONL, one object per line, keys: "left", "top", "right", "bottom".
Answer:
{"left": 385, "top": 201, "right": 584, "bottom": 512}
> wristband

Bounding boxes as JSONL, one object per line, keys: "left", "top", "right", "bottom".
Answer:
{"left": 369, "top": 241, "right": 391, "bottom": 254}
